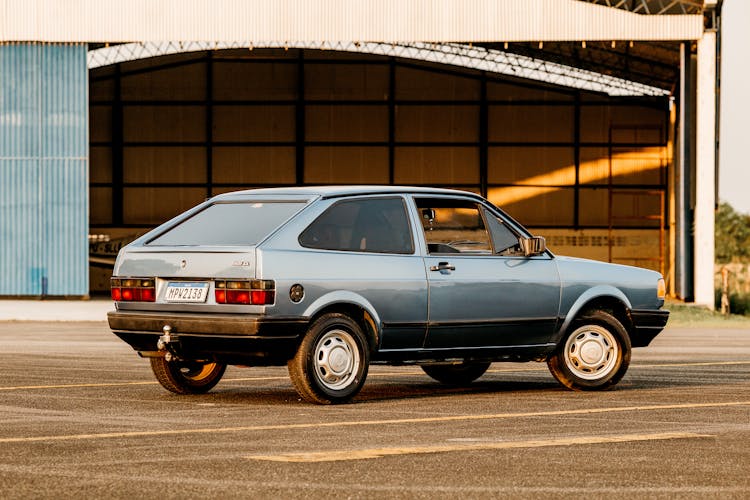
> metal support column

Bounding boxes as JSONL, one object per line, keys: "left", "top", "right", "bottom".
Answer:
{"left": 112, "top": 64, "right": 124, "bottom": 225}
{"left": 694, "top": 31, "right": 717, "bottom": 307}
{"left": 573, "top": 91, "right": 584, "bottom": 229}
{"left": 205, "top": 51, "right": 213, "bottom": 198}
{"left": 388, "top": 58, "right": 395, "bottom": 185}
{"left": 479, "top": 75, "right": 488, "bottom": 198}
{"left": 675, "top": 42, "right": 695, "bottom": 302}
{"left": 295, "top": 51, "right": 305, "bottom": 185}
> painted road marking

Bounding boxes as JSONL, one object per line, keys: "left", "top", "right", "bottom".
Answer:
{"left": 0, "top": 401, "right": 746, "bottom": 444}
{"left": 0, "top": 369, "right": 539, "bottom": 391}
{"left": 246, "top": 432, "right": 712, "bottom": 462}
{"left": 634, "top": 361, "right": 750, "bottom": 368}
{"left": 0, "top": 376, "right": 288, "bottom": 391}
{"left": 1, "top": 361, "right": 748, "bottom": 392}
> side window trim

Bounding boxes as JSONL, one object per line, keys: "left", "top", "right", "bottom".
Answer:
{"left": 405, "top": 195, "right": 429, "bottom": 256}
{"left": 480, "top": 202, "right": 554, "bottom": 259}
{"left": 480, "top": 206, "right": 522, "bottom": 256}
{"left": 481, "top": 202, "right": 533, "bottom": 240}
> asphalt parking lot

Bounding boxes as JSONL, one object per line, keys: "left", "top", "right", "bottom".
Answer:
{"left": 0, "top": 321, "right": 748, "bottom": 498}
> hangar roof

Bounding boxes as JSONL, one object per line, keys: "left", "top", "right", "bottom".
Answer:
{"left": 478, "top": 40, "right": 682, "bottom": 93}
{"left": 475, "top": 1, "right": 718, "bottom": 92}
{"left": 1, "top": 0, "right": 704, "bottom": 43}
{"left": 5, "top": 0, "right": 718, "bottom": 94}
{"left": 582, "top": 0, "right": 705, "bottom": 15}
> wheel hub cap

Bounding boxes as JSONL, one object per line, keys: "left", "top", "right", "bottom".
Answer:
{"left": 328, "top": 346, "right": 349, "bottom": 374}
{"left": 563, "top": 325, "right": 619, "bottom": 380}
{"left": 314, "top": 329, "right": 360, "bottom": 390}
{"left": 580, "top": 341, "right": 604, "bottom": 364}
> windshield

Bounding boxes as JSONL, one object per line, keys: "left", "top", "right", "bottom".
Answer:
{"left": 147, "top": 201, "right": 305, "bottom": 246}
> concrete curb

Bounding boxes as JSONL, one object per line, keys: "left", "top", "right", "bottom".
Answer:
{"left": 0, "top": 299, "right": 112, "bottom": 322}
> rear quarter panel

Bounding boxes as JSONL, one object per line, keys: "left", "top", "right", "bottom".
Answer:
{"left": 257, "top": 197, "right": 429, "bottom": 348}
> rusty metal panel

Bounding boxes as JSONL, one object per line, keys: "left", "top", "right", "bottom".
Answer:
{"left": 0, "top": 43, "right": 88, "bottom": 296}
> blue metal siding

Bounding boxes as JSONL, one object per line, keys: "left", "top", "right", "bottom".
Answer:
{"left": 0, "top": 43, "right": 88, "bottom": 296}
{"left": 0, "top": 160, "right": 42, "bottom": 295}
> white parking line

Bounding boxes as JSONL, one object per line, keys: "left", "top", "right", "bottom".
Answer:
{"left": 1, "top": 361, "right": 747, "bottom": 392}
{"left": 0, "top": 376, "right": 288, "bottom": 391}
{"left": 0, "top": 369, "right": 540, "bottom": 392}
{"left": 0, "top": 401, "right": 746, "bottom": 444}
{"left": 246, "top": 432, "right": 712, "bottom": 462}
{"left": 634, "top": 361, "right": 750, "bottom": 368}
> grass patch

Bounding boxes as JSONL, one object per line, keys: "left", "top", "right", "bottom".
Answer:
{"left": 665, "top": 299, "right": 750, "bottom": 328}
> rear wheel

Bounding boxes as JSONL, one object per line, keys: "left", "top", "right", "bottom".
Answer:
{"left": 547, "top": 310, "right": 631, "bottom": 391}
{"left": 288, "top": 313, "right": 370, "bottom": 404}
{"left": 150, "top": 357, "right": 226, "bottom": 394}
{"left": 421, "top": 361, "right": 491, "bottom": 386}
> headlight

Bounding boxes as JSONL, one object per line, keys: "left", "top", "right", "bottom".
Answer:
{"left": 657, "top": 278, "right": 666, "bottom": 300}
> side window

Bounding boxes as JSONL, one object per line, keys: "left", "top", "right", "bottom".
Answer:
{"left": 299, "top": 197, "right": 414, "bottom": 254}
{"left": 483, "top": 208, "right": 522, "bottom": 255}
{"left": 415, "top": 198, "right": 492, "bottom": 254}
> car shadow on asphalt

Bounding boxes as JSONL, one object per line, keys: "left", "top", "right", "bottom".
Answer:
{"left": 191, "top": 379, "right": 567, "bottom": 406}
{"left": 356, "top": 379, "right": 564, "bottom": 404}
{"left": 144, "top": 365, "right": 741, "bottom": 406}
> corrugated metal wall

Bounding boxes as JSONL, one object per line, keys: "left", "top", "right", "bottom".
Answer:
{"left": 0, "top": 43, "right": 88, "bottom": 296}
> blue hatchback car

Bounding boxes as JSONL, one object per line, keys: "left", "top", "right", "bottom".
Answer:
{"left": 108, "top": 186, "right": 669, "bottom": 404}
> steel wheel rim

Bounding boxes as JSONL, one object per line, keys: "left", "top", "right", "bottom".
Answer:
{"left": 563, "top": 325, "right": 619, "bottom": 380}
{"left": 313, "top": 329, "right": 360, "bottom": 391}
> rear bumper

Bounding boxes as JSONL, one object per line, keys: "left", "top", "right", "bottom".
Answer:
{"left": 629, "top": 309, "right": 670, "bottom": 347}
{"left": 108, "top": 310, "right": 308, "bottom": 364}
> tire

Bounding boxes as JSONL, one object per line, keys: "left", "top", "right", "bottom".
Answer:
{"left": 150, "top": 357, "right": 226, "bottom": 395}
{"left": 421, "top": 361, "right": 491, "bottom": 386}
{"left": 547, "top": 310, "right": 631, "bottom": 391}
{"left": 288, "top": 313, "right": 370, "bottom": 404}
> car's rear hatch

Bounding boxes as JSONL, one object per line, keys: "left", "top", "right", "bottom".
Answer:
{"left": 112, "top": 197, "right": 310, "bottom": 311}
{"left": 113, "top": 246, "right": 259, "bottom": 310}
{"left": 115, "top": 246, "right": 258, "bottom": 280}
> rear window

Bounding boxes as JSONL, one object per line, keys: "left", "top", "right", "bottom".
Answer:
{"left": 299, "top": 197, "right": 413, "bottom": 254}
{"left": 147, "top": 202, "right": 305, "bottom": 246}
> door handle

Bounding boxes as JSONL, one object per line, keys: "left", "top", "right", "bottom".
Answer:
{"left": 430, "top": 262, "right": 456, "bottom": 272}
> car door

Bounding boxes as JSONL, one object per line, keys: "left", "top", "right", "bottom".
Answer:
{"left": 415, "top": 196, "right": 561, "bottom": 350}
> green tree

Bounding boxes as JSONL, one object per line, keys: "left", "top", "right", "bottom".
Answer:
{"left": 715, "top": 202, "right": 750, "bottom": 263}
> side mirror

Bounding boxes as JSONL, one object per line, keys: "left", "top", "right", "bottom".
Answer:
{"left": 520, "top": 236, "right": 546, "bottom": 257}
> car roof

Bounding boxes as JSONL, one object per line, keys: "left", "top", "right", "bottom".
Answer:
{"left": 213, "top": 185, "right": 484, "bottom": 201}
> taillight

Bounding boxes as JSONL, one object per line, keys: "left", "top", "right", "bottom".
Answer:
{"left": 215, "top": 280, "right": 275, "bottom": 305}
{"left": 111, "top": 278, "right": 156, "bottom": 302}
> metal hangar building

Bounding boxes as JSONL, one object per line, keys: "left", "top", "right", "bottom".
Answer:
{"left": 0, "top": 0, "right": 721, "bottom": 305}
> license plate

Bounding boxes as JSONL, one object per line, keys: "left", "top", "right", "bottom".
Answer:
{"left": 164, "top": 282, "right": 209, "bottom": 303}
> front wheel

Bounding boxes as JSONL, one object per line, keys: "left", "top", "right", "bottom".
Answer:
{"left": 421, "top": 361, "right": 491, "bottom": 386}
{"left": 288, "top": 313, "right": 370, "bottom": 404}
{"left": 150, "top": 357, "right": 226, "bottom": 394}
{"left": 547, "top": 310, "right": 631, "bottom": 391}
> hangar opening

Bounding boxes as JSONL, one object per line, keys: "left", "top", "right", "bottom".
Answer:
{"left": 1, "top": 0, "right": 717, "bottom": 303}
{"left": 88, "top": 46, "right": 669, "bottom": 293}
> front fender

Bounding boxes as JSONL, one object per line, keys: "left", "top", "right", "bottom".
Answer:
{"left": 556, "top": 285, "right": 632, "bottom": 341}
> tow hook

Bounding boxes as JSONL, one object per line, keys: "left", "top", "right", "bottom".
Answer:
{"left": 157, "top": 325, "right": 181, "bottom": 362}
